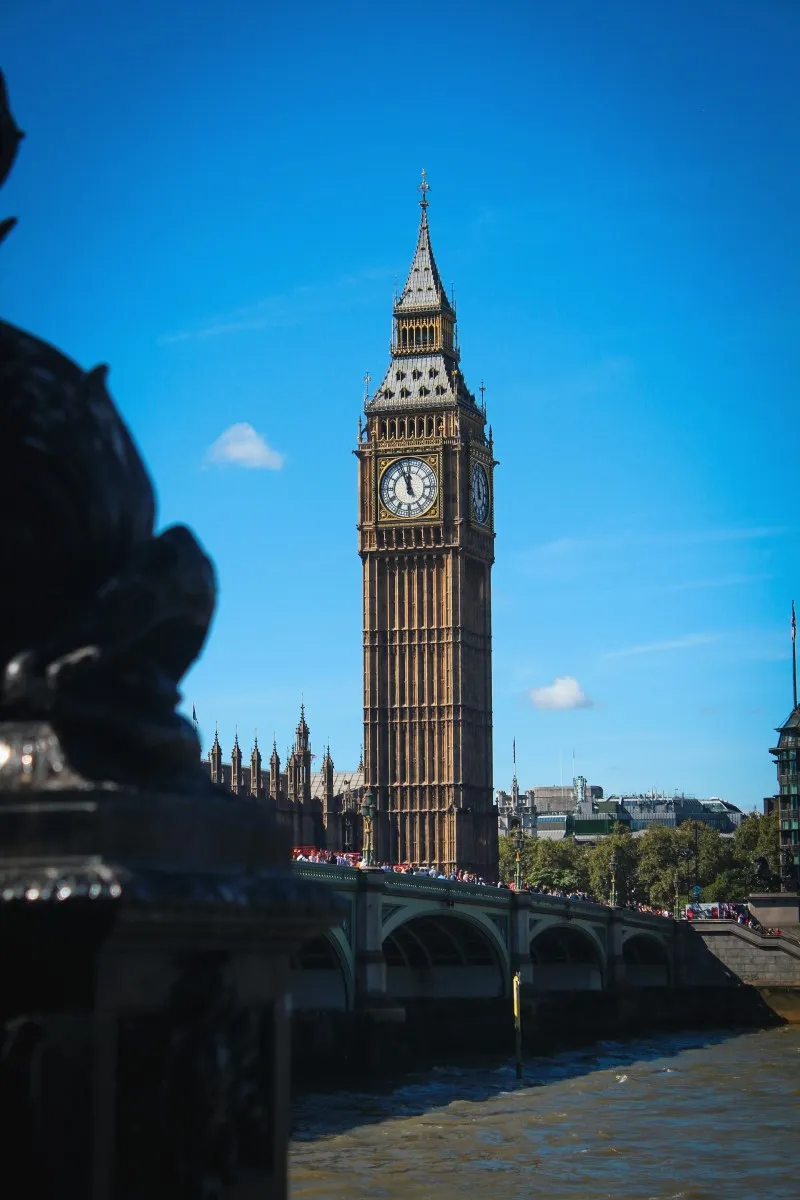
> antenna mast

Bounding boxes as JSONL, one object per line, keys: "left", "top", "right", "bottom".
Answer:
{"left": 792, "top": 600, "right": 797, "bottom": 709}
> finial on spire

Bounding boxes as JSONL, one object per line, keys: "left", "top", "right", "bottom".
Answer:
{"left": 363, "top": 372, "right": 371, "bottom": 403}
{"left": 418, "top": 168, "right": 430, "bottom": 210}
{"left": 479, "top": 380, "right": 486, "bottom": 412}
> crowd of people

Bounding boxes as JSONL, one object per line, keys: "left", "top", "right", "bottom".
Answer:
{"left": 292, "top": 849, "right": 493, "bottom": 886}
{"left": 291, "top": 848, "right": 787, "bottom": 936}
{"left": 685, "top": 901, "right": 785, "bottom": 937}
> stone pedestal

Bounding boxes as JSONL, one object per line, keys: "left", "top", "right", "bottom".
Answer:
{"left": 0, "top": 783, "right": 343, "bottom": 1200}
{"left": 748, "top": 891, "right": 800, "bottom": 928}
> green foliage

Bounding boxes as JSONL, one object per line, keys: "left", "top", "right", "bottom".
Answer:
{"left": 635, "top": 824, "right": 683, "bottom": 908}
{"left": 498, "top": 833, "right": 590, "bottom": 891}
{"left": 500, "top": 810, "right": 779, "bottom": 905}
{"left": 701, "top": 868, "right": 750, "bottom": 903}
{"left": 498, "top": 831, "right": 538, "bottom": 884}
{"left": 732, "top": 810, "right": 780, "bottom": 888}
{"left": 586, "top": 828, "right": 639, "bottom": 904}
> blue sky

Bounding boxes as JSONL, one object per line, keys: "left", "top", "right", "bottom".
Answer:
{"left": 3, "top": 0, "right": 797, "bottom": 808}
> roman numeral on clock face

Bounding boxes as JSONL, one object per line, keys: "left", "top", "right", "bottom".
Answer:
{"left": 379, "top": 456, "right": 439, "bottom": 519}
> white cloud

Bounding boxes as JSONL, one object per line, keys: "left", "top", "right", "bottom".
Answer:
{"left": 205, "top": 423, "right": 284, "bottom": 470}
{"left": 529, "top": 676, "right": 594, "bottom": 711}
{"left": 603, "top": 633, "right": 718, "bottom": 660}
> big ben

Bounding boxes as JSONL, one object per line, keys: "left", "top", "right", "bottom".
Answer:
{"left": 357, "top": 174, "right": 497, "bottom": 875}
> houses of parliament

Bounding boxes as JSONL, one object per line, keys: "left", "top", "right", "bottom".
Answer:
{"left": 207, "top": 175, "right": 498, "bottom": 874}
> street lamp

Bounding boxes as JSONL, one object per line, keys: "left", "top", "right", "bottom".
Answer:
{"left": 673, "top": 870, "right": 680, "bottom": 919}
{"left": 610, "top": 849, "right": 619, "bottom": 909}
{"left": 360, "top": 790, "right": 377, "bottom": 867}
{"left": 510, "top": 817, "right": 524, "bottom": 890}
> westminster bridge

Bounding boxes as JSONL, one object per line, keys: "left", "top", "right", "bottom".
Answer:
{"left": 289, "top": 863, "right": 680, "bottom": 1015}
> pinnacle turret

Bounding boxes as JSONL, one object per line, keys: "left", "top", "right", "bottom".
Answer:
{"left": 295, "top": 701, "right": 310, "bottom": 754}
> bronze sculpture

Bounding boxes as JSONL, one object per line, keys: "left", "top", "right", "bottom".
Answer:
{"left": 0, "top": 69, "right": 339, "bottom": 1198}
{"left": 0, "top": 69, "right": 216, "bottom": 792}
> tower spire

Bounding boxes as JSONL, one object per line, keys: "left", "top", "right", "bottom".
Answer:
{"left": 418, "top": 167, "right": 430, "bottom": 211}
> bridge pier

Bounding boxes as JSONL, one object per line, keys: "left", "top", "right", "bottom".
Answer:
{"left": 606, "top": 909, "right": 627, "bottom": 989}
{"left": 509, "top": 891, "right": 534, "bottom": 986}
{"left": 353, "top": 869, "right": 405, "bottom": 1068}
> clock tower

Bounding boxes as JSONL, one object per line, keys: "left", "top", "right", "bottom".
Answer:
{"left": 356, "top": 175, "right": 497, "bottom": 875}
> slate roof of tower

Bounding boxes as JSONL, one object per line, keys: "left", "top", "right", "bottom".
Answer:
{"left": 309, "top": 767, "right": 365, "bottom": 799}
{"left": 395, "top": 207, "right": 454, "bottom": 315}
{"left": 369, "top": 354, "right": 476, "bottom": 410}
{"left": 366, "top": 192, "right": 480, "bottom": 414}
{"left": 777, "top": 705, "right": 800, "bottom": 733}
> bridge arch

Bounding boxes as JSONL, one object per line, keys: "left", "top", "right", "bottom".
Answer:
{"left": 622, "top": 933, "right": 671, "bottom": 987}
{"left": 290, "top": 927, "right": 354, "bottom": 1012}
{"left": 383, "top": 908, "right": 508, "bottom": 1000}
{"left": 529, "top": 922, "right": 605, "bottom": 990}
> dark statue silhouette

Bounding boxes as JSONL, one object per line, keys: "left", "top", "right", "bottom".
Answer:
{"left": 0, "top": 69, "right": 338, "bottom": 1198}
{"left": 0, "top": 69, "right": 217, "bottom": 795}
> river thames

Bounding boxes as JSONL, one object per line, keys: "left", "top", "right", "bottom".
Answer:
{"left": 289, "top": 1026, "right": 799, "bottom": 1199}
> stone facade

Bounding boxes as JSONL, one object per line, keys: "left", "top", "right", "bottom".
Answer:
{"left": 684, "top": 920, "right": 800, "bottom": 986}
{"left": 206, "top": 704, "right": 365, "bottom": 850}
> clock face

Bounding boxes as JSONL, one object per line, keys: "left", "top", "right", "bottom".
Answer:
{"left": 471, "top": 462, "right": 490, "bottom": 524}
{"left": 380, "top": 457, "right": 438, "bottom": 519}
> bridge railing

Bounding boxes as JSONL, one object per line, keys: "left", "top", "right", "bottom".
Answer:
{"left": 290, "top": 863, "right": 675, "bottom": 928}
{"left": 383, "top": 873, "right": 511, "bottom": 903}
{"left": 293, "top": 862, "right": 360, "bottom": 886}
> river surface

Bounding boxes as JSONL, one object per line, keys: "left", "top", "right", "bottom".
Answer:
{"left": 289, "top": 1026, "right": 799, "bottom": 1199}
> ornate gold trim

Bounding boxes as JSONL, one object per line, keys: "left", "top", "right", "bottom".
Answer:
{"left": 377, "top": 452, "right": 441, "bottom": 524}
{"left": 469, "top": 455, "right": 492, "bottom": 528}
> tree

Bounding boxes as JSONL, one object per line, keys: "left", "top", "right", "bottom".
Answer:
{"left": 586, "top": 828, "right": 639, "bottom": 905}
{"left": 498, "top": 831, "right": 537, "bottom": 885}
{"left": 498, "top": 833, "right": 590, "bottom": 891}
{"left": 499, "top": 812, "right": 780, "bottom": 903}
{"left": 732, "top": 810, "right": 780, "bottom": 888}
{"left": 636, "top": 824, "right": 683, "bottom": 908}
{"left": 675, "top": 821, "right": 733, "bottom": 894}
{"left": 701, "top": 867, "right": 750, "bottom": 903}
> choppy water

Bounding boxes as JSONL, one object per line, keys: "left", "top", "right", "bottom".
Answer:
{"left": 290, "top": 1027, "right": 800, "bottom": 1200}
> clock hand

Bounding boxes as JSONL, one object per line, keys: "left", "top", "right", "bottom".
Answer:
{"left": 403, "top": 465, "right": 414, "bottom": 496}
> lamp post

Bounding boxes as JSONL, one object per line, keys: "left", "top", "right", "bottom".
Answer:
{"left": 610, "top": 849, "right": 619, "bottom": 909}
{"left": 361, "top": 790, "right": 377, "bottom": 867}
{"left": 511, "top": 817, "right": 524, "bottom": 891}
{"left": 673, "top": 870, "right": 680, "bottom": 919}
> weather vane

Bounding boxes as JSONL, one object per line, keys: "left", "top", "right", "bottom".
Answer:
{"left": 419, "top": 167, "right": 430, "bottom": 209}
{"left": 363, "top": 371, "right": 371, "bottom": 401}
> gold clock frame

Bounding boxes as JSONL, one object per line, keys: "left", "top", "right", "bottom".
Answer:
{"left": 469, "top": 453, "right": 493, "bottom": 529}
{"left": 377, "top": 453, "right": 441, "bottom": 523}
